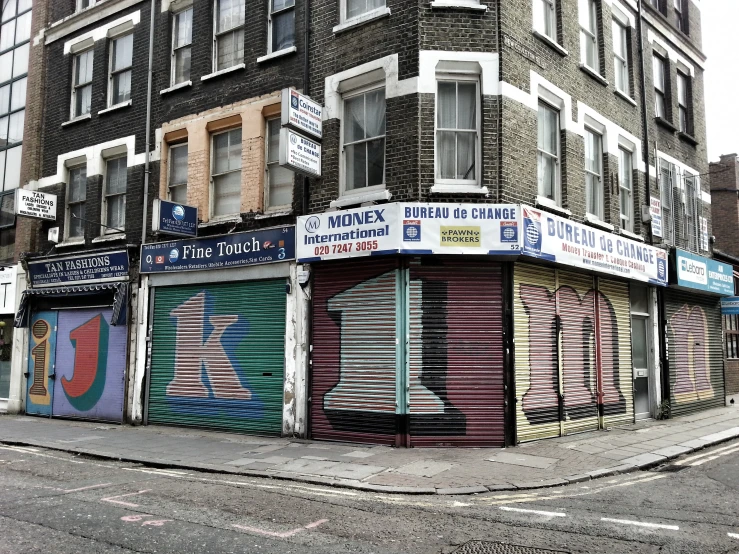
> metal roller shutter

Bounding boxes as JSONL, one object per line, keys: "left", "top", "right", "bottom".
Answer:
{"left": 597, "top": 279, "right": 633, "bottom": 428}
{"left": 558, "top": 270, "right": 599, "bottom": 435}
{"left": 665, "top": 290, "right": 725, "bottom": 417}
{"left": 148, "top": 280, "right": 286, "bottom": 435}
{"left": 513, "top": 264, "right": 561, "bottom": 442}
{"left": 311, "top": 259, "right": 400, "bottom": 444}
{"left": 408, "top": 258, "right": 505, "bottom": 447}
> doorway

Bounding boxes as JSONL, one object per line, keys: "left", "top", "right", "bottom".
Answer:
{"left": 630, "top": 285, "right": 651, "bottom": 419}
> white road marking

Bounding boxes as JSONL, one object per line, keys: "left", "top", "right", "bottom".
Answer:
{"left": 600, "top": 517, "right": 679, "bottom": 530}
{"left": 688, "top": 446, "right": 739, "bottom": 467}
{"left": 676, "top": 443, "right": 739, "bottom": 466}
{"left": 62, "top": 483, "right": 113, "bottom": 493}
{"left": 101, "top": 490, "right": 151, "bottom": 508}
{"left": 500, "top": 506, "right": 566, "bottom": 517}
{"left": 727, "top": 532, "right": 739, "bottom": 539}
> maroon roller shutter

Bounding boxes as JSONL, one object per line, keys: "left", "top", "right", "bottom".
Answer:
{"left": 311, "top": 258, "right": 400, "bottom": 444}
{"left": 408, "top": 259, "right": 505, "bottom": 447}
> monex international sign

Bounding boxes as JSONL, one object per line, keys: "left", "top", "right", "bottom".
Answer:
{"left": 673, "top": 248, "right": 734, "bottom": 296}
{"left": 28, "top": 250, "right": 129, "bottom": 288}
{"left": 151, "top": 199, "right": 197, "bottom": 238}
{"left": 140, "top": 226, "right": 295, "bottom": 273}
{"left": 521, "top": 206, "right": 668, "bottom": 286}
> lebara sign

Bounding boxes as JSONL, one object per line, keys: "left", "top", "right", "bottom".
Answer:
{"left": 674, "top": 249, "right": 734, "bottom": 296}
{"left": 721, "top": 297, "right": 739, "bottom": 315}
{"left": 29, "top": 251, "right": 129, "bottom": 288}
{"left": 521, "top": 206, "right": 668, "bottom": 286}
{"left": 151, "top": 199, "right": 197, "bottom": 238}
{"left": 140, "top": 226, "right": 295, "bottom": 273}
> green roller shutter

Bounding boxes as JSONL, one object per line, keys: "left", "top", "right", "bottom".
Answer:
{"left": 147, "top": 280, "right": 286, "bottom": 435}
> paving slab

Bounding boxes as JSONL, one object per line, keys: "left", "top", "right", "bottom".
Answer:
{"left": 620, "top": 453, "right": 666, "bottom": 467}
{"left": 487, "top": 452, "right": 559, "bottom": 469}
{"left": 392, "top": 460, "right": 456, "bottom": 477}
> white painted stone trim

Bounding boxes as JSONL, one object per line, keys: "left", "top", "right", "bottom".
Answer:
{"left": 63, "top": 10, "right": 140, "bottom": 54}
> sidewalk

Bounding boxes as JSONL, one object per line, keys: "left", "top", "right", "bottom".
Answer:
{"left": 2, "top": 407, "right": 739, "bottom": 495}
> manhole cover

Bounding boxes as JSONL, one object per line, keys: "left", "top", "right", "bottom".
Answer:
{"left": 453, "top": 541, "right": 569, "bottom": 554}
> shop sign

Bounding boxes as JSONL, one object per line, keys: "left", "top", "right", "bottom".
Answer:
{"left": 0, "top": 266, "right": 16, "bottom": 314}
{"left": 721, "top": 297, "right": 739, "bottom": 315}
{"left": 650, "top": 197, "right": 662, "bottom": 238}
{"left": 15, "top": 189, "right": 57, "bottom": 221}
{"left": 140, "top": 226, "right": 295, "bottom": 274}
{"left": 28, "top": 250, "right": 129, "bottom": 288}
{"left": 279, "top": 128, "right": 321, "bottom": 177}
{"left": 700, "top": 217, "right": 709, "bottom": 252}
{"left": 281, "top": 88, "right": 322, "bottom": 140}
{"left": 674, "top": 249, "right": 734, "bottom": 296}
{"left": 521, "top": 206, "right": 668, "bottom": 286}
{"left": 151, "top": 199, "right": 198, "bottom": 238}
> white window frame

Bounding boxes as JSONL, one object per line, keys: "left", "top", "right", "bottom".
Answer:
{"left": 584, "top": 127, "right": 604, "bottom": 220}
{"left": 537, "top": 100, "right": 561, "bottom": 207}
{"left": 65, "top": 163, "right": 87, "bottom": 240}
{"left": 684, "top": 171, "right": 700, "bottom": 251}
{"left": 268, "top": 0, "right": 296, "bottom": 55}
{"left": 171, "top": 7, "right": 193, "bottom": 86}
{"left": 71, "top": 48, "right": 94, "bottom": 119}
{"left": 102, "top": 155, "right": 127, "bottom": 235}
{"left": 579, "top": 0, "right": 600, "bottom": 73}
{"left": 534, "top": 0, "right": 557, "bottom": 41}
{"left": 264, "top": 117, "right": 293, "bottom": 211}
{"left": 209, "top": 127, "right": 243, "bottom": 219}
{"left": 77, "top": 0, "right": 96, "bottom": 11}
{"left": 674, "top": 0, "right": 684, "bottom": 31}
{"left": 212, "top": 0, "right": 245, "bottom": 72}
{"left": 168, "top": 142, "right": 188, "bottom": 204}
{"left": 339, "top": 82, "right": 386, "bottom": 198}
{"left": 677, "top": 71, "right": 689, "bottom": 134}
{"left": 107, "top": 32, "right": 133, "bottom": 108}
{"left": 340, "top": 0, "right": 387, "bottom": 25}
{"left": 434, "top": 74, "right": 481, "bottom": 187}
{"left": 659, "top": 158, "right": 675, "bottom": 245}
{"left": 653, "top": 54, "right": 667, "bottom": 119}
{"left": 618, "top": 146, "right": 633, "bottom": 232}
{"left": 612, "top": 18, "right": 630, "bottom": 96}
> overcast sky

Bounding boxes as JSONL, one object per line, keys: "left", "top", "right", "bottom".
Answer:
{"left": 702, "top": 0, "right": 739, "bottom": 162}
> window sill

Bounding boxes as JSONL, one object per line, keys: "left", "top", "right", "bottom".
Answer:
{"left": 584, "top": 213, "right": 614, "bottom": 232}
{"left": 620, "top": 229, "right": 644, "bottom": 242}
{"left": 579, "top": 64, "right": 608, "bottom": 87}
{"left": 254, "top": 209, "right": 293, "bottom": 219}
{"left": 257, "top": 46, "right": 297, "bottom": 64}
{"left": 430, "top": 184, "right": 489, "bottom": 195}
{"left": 61, "top": 113, "right": 92, "bottom": 127}
{"left": 655, "top": 116, "right": 677, "bottom": 133}
{"left": 98, "top": 100, "right": 132, "bottom": 116}
{"left": 333, "top": 7, "right": 391, "bottom": 34}
{"left": 199, "top": 215, "right": 241, "bottom": 227}
{"left": 330, "top": 188, "right": 392, "bottom": 208}
{"left": 536, "top": 195, "right": 571, "bottom": 217}
{"left": 614, "top": 89, "right": 637, "bottom": 106}
{"left": 56, "top": 238, "right": 86, "bottom": 248}
{"left": 201, "top": 63, "right": 246, "bottom": 82}
{"left": 430, "top": 0, "right": 487, "bottom": 11}
{"left": 532, "top": 29, "right": 568, "bottom": 56}
{"left": 678, "top": 131, "right": 698, "bottom": 146}
{"left": 92, "top": 234, "right": 126, "bottom": 243}
{"left": 160, "top": 80, "right": 192, "bottom": 95}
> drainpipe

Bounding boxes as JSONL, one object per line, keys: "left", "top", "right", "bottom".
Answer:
{"left": 637, "top": 0, "right": 653, "bottom": 246}
{"left": 302, "top": 0, "right": 311, "bottom": 216}
{"left": 141, "top": 0, "right": 156, "bottom": 246}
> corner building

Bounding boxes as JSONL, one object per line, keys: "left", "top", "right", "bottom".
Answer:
{"left": 302, "top": 0, "right": 724, "bottom": 446}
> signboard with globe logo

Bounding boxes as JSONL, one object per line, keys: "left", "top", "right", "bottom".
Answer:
{"left": 151, "top": 199, "right": 198, "bottom": 238}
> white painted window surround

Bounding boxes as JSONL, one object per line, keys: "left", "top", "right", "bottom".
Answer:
{"left": 63, "top": 12, "right": 141, "bottom": 54}
{"left": 431, "top": 0, "right": 486, "bottom": 11}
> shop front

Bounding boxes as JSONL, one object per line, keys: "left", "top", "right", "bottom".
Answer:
{"left": 17, "top": 250, "right": 130, "bottom": 423}
{"left": 138, "top": 226, "right": 301, "bottom": 436}
{"left": 0, "top": 265, "right": 18, "bottom": 411}
{"left": 663, "top": 249, "right": 734, "bottom": 417}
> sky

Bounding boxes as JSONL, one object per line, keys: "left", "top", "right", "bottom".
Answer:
{"left": 702, "top": 0, "right": 739, "bottom": 162}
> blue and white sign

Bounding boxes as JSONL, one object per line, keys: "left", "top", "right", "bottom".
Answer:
{"left": 152, "top": 199, "right": 198, "bottom": 238}
{"left": 721, "top": 297, "right": 739, "bottom": 315}
{"left": 29, "top": 250, "right": 129, "bottom": 288}
{"left": 674, "top": 249, "right": 734, "bottom": 296}
{"left": 281, "top": 88, "right": 323, "bottom": 140}
{"left": 521, "top": 205, "right": 668, "bottom": 286}
{"left": 140, "top": 226, "right": 295, "bottom": 274}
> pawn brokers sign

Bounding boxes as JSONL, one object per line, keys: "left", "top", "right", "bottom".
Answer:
{"left": 15, "top": 189, "right": 57, "bottom": 221}
{"left": 279, "top": 127, "right": 321, "bottom": 178}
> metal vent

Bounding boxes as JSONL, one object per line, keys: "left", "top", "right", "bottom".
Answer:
{"left": 453, "top": 541, "right": 570, "bottom": 554}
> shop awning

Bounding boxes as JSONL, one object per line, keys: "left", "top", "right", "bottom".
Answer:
{"left": 14, "top": 282, "right": 128, "bottom": 328}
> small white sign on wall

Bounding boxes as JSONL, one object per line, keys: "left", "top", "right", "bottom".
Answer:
{"left": 281, "top": 88, "right": 323, "bottom": 140}
{"left": 279, "top": 128, "right": 321, "bottom": 178}
{"left": 15, "top": 189, "right": 57, "bottom": 221}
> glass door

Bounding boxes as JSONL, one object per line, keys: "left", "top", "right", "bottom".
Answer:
{"left": 630, "top": 286, "right": 651, "bottom": 419}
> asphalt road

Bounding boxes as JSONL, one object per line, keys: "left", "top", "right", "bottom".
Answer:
{"left": 2, "top": 439, "right": 739, "bottom": 554}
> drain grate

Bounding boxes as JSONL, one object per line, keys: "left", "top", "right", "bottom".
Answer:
{"left": 453, "top": 541, "right": 570, "bottom": 554}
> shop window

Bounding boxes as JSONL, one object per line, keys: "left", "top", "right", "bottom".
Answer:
{"left": 537, "top": 101, "right": 561, "bottom": 205}
{"left": 726, "top": 314, "right": 739, "bottom": 359}
{"left": 108, "top": 33, "right": 133, "bottom": 107}
{"left": 66, "top": 164, "right": 87, "bottom": 239}
{"left": 584, "top": 128, "right": 603, "bottom": 219}
{"left": 435, "top": 77, "right": 480, "bottom": 186}
{"left": 168, "top": 143, "right": 188, "bottom": 204}
{"left": 211, "top": 127, "right": 242, "bottom": 217}
{"left": 579, "top": 0, "right": 600, "bottom": 73}
{"left": 619, "top": 147, "right": 633, "bottom": 232}
{"left": 265, "top": 118, "right": 293, "bottom": 211}
{"left": 72, "top": 49, "right": 94, "bottom": 118}
{"left": 612, "top": 18, "right": 630, "bottom": 96}
{"left": 171, "top": 7, "right": 193, "bottom": 85}
{"left": 103, "top": 156, "right": 127, "bottom": 233}
{"left": 269, "top": 0, "right": 295, "bottom": 54}
{"left": 213, "top": 0, "right": 245, "bottom": 71}
{"left": 342, "top": 85, "right": 385, "bottom": 193}
{"left": 342, "top": 0, "right": 386, "bottom": 23}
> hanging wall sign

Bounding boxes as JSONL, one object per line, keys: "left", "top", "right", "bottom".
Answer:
{"left": 0, "top": 266, "right": 16, "bottom": 314}
{"left": 281, "top": 88, "right": 323, "bottom": 140}
{"left": 721, "top": 297, "right": 739, "bottom": 315}
{"left": 28, "top": 250, "right": 129, "bottom": 288}
{"left": 279, "top": 128, "right": 321, "bottom": 177}
{"left": 15, "top": 189, "right": 57, "bottom": 221}
{"left": 674, "top": 249, "right": 734, "bottom": 296}
{"left": 140, "top": 226, "right": 295, "bottom": 273}
{"left": 521, "top": 205, "right": 668, "bottom": 286}
{"left": 151, "top": 199, "right": 198, "bottom": 238}
{"left": 649, "top": 197, "right": 662, "bottom": 238}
